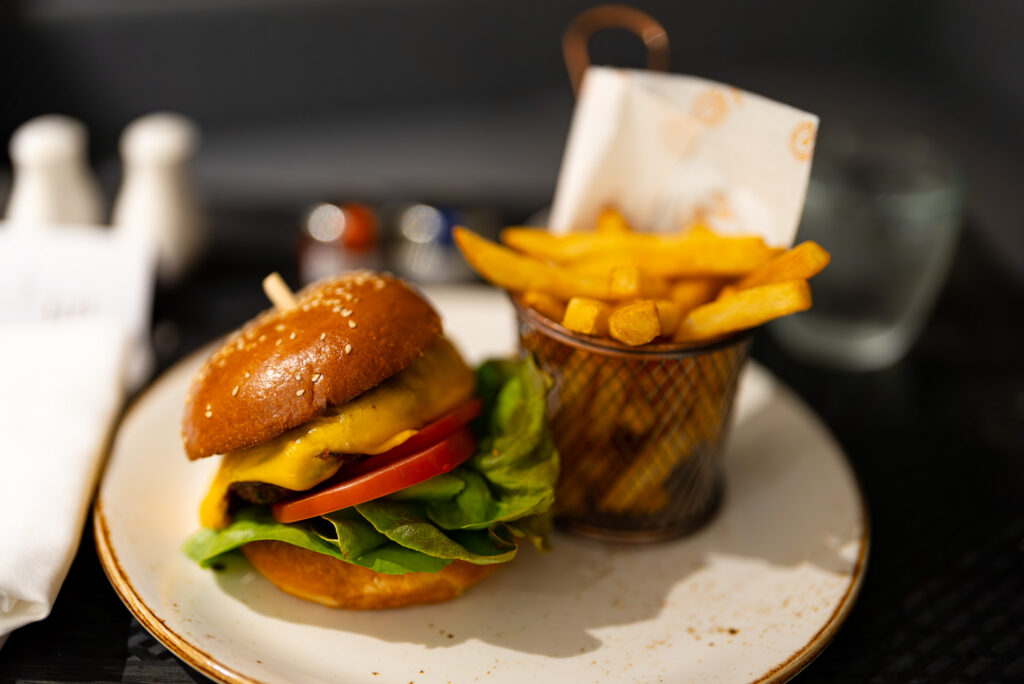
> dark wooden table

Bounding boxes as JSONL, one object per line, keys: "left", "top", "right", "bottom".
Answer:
{"left": 1, "top": 214, "right": 1021, "bottom": 683}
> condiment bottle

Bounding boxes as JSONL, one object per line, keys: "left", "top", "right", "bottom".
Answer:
{"left": 112, "top": 112, "right": 203, "bottom": 285}
{"left": 298, "top": 202, "right": 382, "bottom": 284}
{"left": 4, "top": 115, "right": 104, "bottom": 227}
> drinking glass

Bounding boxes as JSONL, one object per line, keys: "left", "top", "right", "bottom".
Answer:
{"left": 771, "top": 127, "right": 964, "bottom": 370}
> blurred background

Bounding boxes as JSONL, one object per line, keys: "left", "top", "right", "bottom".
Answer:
{"left": 1, "top": 0, "right": 1021, "bottom": 261}
{"left": 2, "top": 0, "right": 1022, "bottom": 359}
{"left": 1, "top": 2, "right": 1022, "bottom": 681}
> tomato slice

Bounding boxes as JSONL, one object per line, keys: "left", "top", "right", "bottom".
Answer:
{"left": 334, "top": 398, "right": 481, "bottom": 480}
{"left": 272, "top": 428, "right": 476, "bottom": 523}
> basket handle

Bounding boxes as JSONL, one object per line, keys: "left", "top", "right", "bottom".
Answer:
{"left": 562, "top": 4, "right": 671, "bottom": 96}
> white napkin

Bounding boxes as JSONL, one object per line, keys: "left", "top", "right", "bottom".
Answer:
{"left": 549, "top": 67, "right": 819, "bottom": 247}
{"left": 0, "top": 225, "right": 154, "bottom": 646}
{"left": 0, "top": 226, "right": 156, "bottom": 390}
{"left": 0, "top": 318, "right": 129, "bottom": 645}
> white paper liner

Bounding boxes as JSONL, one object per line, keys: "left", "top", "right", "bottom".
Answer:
{"left": 549, "top": 67, "right": 818, "bottom": 248}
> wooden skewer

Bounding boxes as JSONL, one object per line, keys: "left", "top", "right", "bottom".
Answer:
{"left": 262, "top": 272, "right": 298, "bottom": 311}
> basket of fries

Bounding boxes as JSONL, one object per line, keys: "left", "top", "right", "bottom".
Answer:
{"left": 451, "top": 9, "right": 824, "bottom": 540}
{"left": 454, "top": 214, "right": 829, "bottom": 541}
{"left": 515, "top": 298, "right": 750, "bottom": 541}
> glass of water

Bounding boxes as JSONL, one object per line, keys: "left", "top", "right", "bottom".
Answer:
{"left": 770, "top": 127, "right": 964, "bottom": 370}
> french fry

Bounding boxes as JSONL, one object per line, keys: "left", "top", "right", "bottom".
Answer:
{"left": 609, "top": 265, "right": 641, "bottom": 299}
{"left": 555, "top": 359, "right": 620, "bottom": 512}
{"left": 454, "top": 227, "right": 611, "bottom": 299}
{"left": 618, "top": 393, "right": 657, "bottom": 434}
{"left": 609, "top": 265, "right": 642, "bottom": 299}
{"left": 562, "top": 297, "right": 611, "bottom": 336}
{"left": 733, "top": 241, "right": 831, "bottom": 290}
{"left": 597, "top": 438, "right": 685, "bottom": 513}
{"left": 596, "top": 349, "right": 741, "bottom": 515}
{"left": 638, "top": 272, "right": 671, "bottom": 299}
{"left": 500, "top": 228, "right": 779, "bottom": 277}
{"left": 684, "top": 222, "right": 715, "bottom": 237}
{"left": 669, "top": 278, "right": 726, "bottom": 314}
{"left": 609, "top": 301, "right": 661, "bottom": 346}
{"left": 596, "top": 207, "right": 632, "bottom": 234}
{"left": 608, "top": 265, "right": 670, "bottom": 300}
{"left": 522, "top": 289, "right": 567, "bottom": 322}
{"left": 654, "top": 300, "right": 683, "bottom": 336}
{"left": 605, "top": 484, "right": 669, "bottom": 516}
{"left": 674, "top": 280, "right": 812, "bottom": 342}
{"left": 618, "top": 359, "right": 672, "bottom": 435}
{"left": 582, "top": 361, "right": 629, "bottom": 454}
{"left": 547, "top": 355, "right": 598, "bottom": 463}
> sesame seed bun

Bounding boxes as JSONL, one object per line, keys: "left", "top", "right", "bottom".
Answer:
{"left": 182, "top": 272, "right": 441, "bottom": 460}
{"left": 241, "top": 541, "right": 499, "bottom": 609}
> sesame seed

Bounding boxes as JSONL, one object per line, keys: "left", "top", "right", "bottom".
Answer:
{"left": 244, "top": 371, "right": 251, "bottom": 378}
{"left": 231, "top": 385, "right": 239, "bottom": 396}
{"left": 294, "top": 373, "right": 301, "bottom": 380}
{"left": 296, "top": 389, "right": 305, "bottom": 397}
{"left": 276, "top": 339, "right": 282, "bottom": 346}
{"left": 205, "top": 410, "right": 212, "bottom": 418}
{"left": 312, "top": 373, "right": 322, "bottom": 382}
{"left": 206, "top": 403, "right": 211, "bottom": 410}
{"left": 332, "top": 306, "right": 341, "bottom": 313}
{"left": 348, "top": 320, "right": 357, "bottom": 328}
{"left": 275, "top": 324, "right": 285, "bottom": 332}
{"left": 258, "top": 334, "right": 266, "bottom": 343}
{"left": 344, "top": 343, "right": 353, "bottom": 354}
{"left": 319, "top": 332, "right": 327, "bottom": 340}
{"left": 289, "top": 332, "right": 296, "bottom": 340}
{"left": 340, "top": 308, "right": 352, "bottom": 317}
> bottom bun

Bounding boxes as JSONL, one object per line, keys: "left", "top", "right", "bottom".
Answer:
{"left": 241, "top": 540, "right": 500, "bottom": 609}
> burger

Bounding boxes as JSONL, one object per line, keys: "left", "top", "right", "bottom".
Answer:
{"left": 183, "top": 272, "right": 557, "bottom": 609}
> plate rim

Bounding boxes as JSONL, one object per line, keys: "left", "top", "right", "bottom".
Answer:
{"left": 94, "top": 344, "right": 869, "bottom": 684}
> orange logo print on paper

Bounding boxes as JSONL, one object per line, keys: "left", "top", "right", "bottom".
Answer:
{"left": 662, "top": 113, "right": 698, "bottom": 157}
{"left": 790, "top": 121, "right": 816, "bottom": 161}
{"left": 692, "top": 191, "right": 734, "bottom": 225}
{"left": 693, "top": 89, "right": 728, "bottom": 126}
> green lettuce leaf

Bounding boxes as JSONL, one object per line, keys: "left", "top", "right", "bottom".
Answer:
{"left": 420, "top": 359, "right": 559, "bottom": 536}
{"left": 355, "top": 500, "right": 516, "bottom": 564}
{"left": 183, "top": 505, "right": 515, "bottom": 575}
{"left": 183, "top": 507, "right": 451, "bottom": 574}
{"left": 184, "top": 506, "right": 362, "bottom": 568}
{"left": 184, "top": 357, "right": 558, "bottom": 575}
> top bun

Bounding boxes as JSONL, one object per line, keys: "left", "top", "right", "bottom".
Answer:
{"left": 182, "top": 272, "right": 441, "bottom": 460}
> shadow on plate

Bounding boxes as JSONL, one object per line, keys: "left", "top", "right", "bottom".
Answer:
{"left": 211, "top": 399, "right": 863, "bottom": 659}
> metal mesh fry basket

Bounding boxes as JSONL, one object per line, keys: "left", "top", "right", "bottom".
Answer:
{"left": 514, "top": 300, "right": 751, "bottom": 543}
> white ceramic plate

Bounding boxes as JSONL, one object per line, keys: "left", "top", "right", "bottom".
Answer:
{"left": 95, "top": 286, "right": 867, "bottom": 684}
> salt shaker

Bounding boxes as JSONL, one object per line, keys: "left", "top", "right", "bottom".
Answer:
{"left": 112, "top": 112, "right": 203, "bottom": 285}
{"left": 4, "top": 115, "right": 104, "bottom": 227}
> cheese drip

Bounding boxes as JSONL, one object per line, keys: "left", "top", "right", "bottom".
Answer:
{"left": 200, "top": 337, "right": 474, "bottom": 529}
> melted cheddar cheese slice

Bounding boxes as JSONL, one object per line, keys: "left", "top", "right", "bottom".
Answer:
{"left": 200, "top": 337, "right": 474, "bottom": 529}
